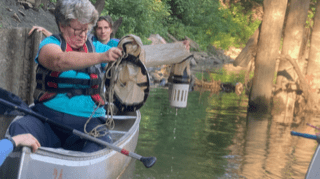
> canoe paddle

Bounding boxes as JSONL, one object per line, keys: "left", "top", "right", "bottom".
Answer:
{"left": 0, "top": 88, "right": 156, "bottom": 168}
{"left": 291, "top": 131, "right": 320, "bottom": 143}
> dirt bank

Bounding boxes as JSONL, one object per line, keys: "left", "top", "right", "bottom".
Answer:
{"left": 0, "top": 0, "right": 58, "bottom": 33}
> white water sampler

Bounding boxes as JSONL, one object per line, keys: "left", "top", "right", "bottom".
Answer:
{"left": 169, "top": 58, "right": 191, "bottom": 108}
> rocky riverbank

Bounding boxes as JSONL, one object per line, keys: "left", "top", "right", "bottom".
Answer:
{"left": 147, "top": 41, "right": 245, "bottom": 93}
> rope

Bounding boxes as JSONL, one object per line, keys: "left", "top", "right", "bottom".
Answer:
{"left": 83, "top": 51, "right": 127, "bottom": 138}
{"left": 83, "top": 102, "right": 106, "bottom": 138}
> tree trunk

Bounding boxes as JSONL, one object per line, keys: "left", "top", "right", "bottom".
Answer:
{"left": 306, "top": 0, "right": 320, "bottom": 107}
{"left": 111, "top": 17, "right": 122, "bottom": 38}
{"left": 249, "top": 0, "right": 287, "bottom": 113}
{"left": 94, "top": 0, "right": 105, "bottom": 15}
{"left": 298, "top": 28, "right": 311, "bottom": 70}
{"left": 272, "top": 0, "right": 310, "bottom": 118}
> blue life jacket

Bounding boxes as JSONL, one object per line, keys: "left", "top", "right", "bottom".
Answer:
{"left": 34, "top": 34, "right": 105, "bottom": 105}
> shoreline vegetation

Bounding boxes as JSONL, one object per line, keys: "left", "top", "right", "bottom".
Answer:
{"left": 87, "top": 0, "right": 263, "bottom": 96}
{"left": 98, "top": 0, "right": 263, "bottom": 51}
{"left": 0, "top": 0, "right": 263, "bottom": 96}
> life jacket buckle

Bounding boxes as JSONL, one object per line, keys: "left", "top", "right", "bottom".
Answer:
{"left": 67, "top": 89, "right": 83, "bottom": 98}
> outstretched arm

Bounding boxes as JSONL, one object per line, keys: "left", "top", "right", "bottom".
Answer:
{"left": 29, "top": 26, "right": 53, "bottom": 37}
{"left": 38, "top": 44, "right": 122, "bottom": 72}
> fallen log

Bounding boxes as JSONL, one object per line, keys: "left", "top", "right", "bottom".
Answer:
{"left": 279, "top": 54, "right": 318, "bottom": 111}
{"left": 233, "top": 25, "right": 260, "bottom": 67}
{"left": 167, "top": 33, "right": 178, "bottom": 42}
{"left": 185, "top": 36, "right": 201, "bottom": 51}
{"left": 111, "top": 17, "right": 122, "bottom": 38}
{"left": 148, "top": 34, "right": 167, "bottom": 45}
{"left": 141, "top": 42, "right": 192, "bottom": 67}
{"left": 193, "top": 78, "right": 221, "bottom": 94}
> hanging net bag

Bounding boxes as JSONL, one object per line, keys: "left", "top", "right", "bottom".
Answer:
{"left": 105, "top": 35, "right": 150, "bottom": 113}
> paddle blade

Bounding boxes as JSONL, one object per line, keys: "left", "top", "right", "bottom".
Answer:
{"left": 140, "top": 156, "right": 157, "bottom": 168}
{"left": 0, "top": 87, "right": 29, "bottom": 115}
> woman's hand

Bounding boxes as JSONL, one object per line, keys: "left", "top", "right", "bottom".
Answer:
{"left": 103, "top": 47, "right": 123, "bottom": 62}
{"left": 28, "top": 26, "right": 52, "bottom": 37}
{"left": 12, "top": 134, "right": 41, "bottom": 153}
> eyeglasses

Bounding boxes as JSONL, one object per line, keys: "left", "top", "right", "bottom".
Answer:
{"left": 68, "top": 25, "right": 88, "bottom": 36}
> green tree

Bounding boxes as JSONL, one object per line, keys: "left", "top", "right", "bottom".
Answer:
{"left": 165, "top": 0, "right": 260, "bottom": 49}
{"left": 93, "top": 0, "right": 260, "bottom": 49}
{"left": 98, "top": 0, "right": 170, "bottom": 44}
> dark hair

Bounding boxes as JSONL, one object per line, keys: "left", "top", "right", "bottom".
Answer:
{"left": 93, "top": 15, "right": 114, "bottom": 38}
{"left": 94, "top": 16, "right": 113, "bottom": 30}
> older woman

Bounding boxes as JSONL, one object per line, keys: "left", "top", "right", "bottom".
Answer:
{"left": 9, "top": 0, "right": 122, "bottom": 153}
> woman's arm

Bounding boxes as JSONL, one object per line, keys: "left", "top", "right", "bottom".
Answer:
{"left": 38, "top": 44, "right": 122, "bottom": 71}
{"left": 29, "top": 26, "right": 53, "bottom": 37}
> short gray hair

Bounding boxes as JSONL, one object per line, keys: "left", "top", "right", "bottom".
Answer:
{"left": 54, "top": 0, "right": 98, "bottom": 30}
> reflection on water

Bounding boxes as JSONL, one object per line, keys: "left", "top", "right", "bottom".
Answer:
{"left": 133, "top": 88, "right": 319, "bottom": 178}
{"left": 237, "top": 113, "right": 320, "bottom": 179}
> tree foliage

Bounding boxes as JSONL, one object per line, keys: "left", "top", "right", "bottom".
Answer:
{"left": 91, "top": 0, "right": 261, "bottom": 50}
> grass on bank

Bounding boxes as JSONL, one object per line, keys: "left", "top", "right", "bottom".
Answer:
{"left": 195, "top": 68, "right": 253, "bottom": 84}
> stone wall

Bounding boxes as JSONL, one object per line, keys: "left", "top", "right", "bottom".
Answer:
{"left": 0, "top": 28, "right": 42, "bottom": 137}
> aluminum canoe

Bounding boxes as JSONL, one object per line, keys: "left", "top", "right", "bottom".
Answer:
{"left": 305, "top": 144, "right": 320, "bottom": 178}
{"left": 0, "top": 110, "right": 141, "bottom": 179}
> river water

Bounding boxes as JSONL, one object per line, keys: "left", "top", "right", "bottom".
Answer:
{"left": 132, "top": 87, "right": 320, "bottom": 179}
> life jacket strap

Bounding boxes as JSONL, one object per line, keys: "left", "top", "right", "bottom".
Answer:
{"left": 36, "top": 74, "right": 101, "bottom": 87}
